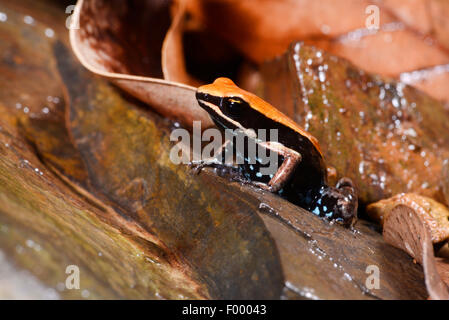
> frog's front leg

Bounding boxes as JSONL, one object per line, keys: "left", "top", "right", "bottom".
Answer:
{"left": 189, "top": 140, "right": 235, "bottom": 174}
{"left": 253, "top": 141, "right": 302, "bottom": 193}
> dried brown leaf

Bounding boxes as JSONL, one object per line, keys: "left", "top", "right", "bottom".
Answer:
{"left": 312, "top": 29, "right": 449, "bottom": 77}
{"left": 162, "top": 0, "right": 201, "bottom": 86}
{"left": 187, "top": 0, "right": 396, "bottom": 64}
{"left": 69, "top": 0, "right": 212, "bottom": 128}
{"left": 367, "top": 193, "right": 449, "bottom": 244}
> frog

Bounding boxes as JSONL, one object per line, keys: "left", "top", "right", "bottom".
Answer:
{"left": 193, "top": 77, "right": 358, "bottom": 226}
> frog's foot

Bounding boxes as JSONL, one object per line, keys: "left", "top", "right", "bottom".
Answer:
{"left": 249, "top": 181, "right": 275, "bottom": 192}
{"left": 188, "top": 158, "right": 232, "bottom": 175}
{"left": 189, "top": 140, "right": 236, "bottom": 174}
{"left": 309, "top": 177, "right": 358, "bottom": 227}
{"left": 335, "top": 177, "right": 358, "bottom": 225}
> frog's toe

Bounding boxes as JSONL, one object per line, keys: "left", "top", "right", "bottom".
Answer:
{"left": 338, "top": 195, "right": 358, "bottom": 226}
{"left": 336, "top": 177, "right": 355, "bottom": 190}
{"left": 335, "top": 178, "right": 358, "bottom": 226}
{"left": 188, "top": 160, "right": 207, "bottom": 174}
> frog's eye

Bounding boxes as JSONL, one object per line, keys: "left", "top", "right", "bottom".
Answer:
{"left": 224, "top": 98, "right": 242, "bottom": 117}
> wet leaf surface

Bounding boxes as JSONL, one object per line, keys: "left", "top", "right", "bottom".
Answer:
{"left": 260, "top": 43, "right": 449, "bottom": 206}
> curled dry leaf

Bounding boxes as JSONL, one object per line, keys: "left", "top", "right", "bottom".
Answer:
{"left": 383, "top": 204, "right": 449, "bottom": 299}
{"left": 162, "top": 0, "right": 200, "bottom": 86}
{"left": 69, "top": 0, "right": 212, "bottom": 129}
{"left": 367, "top": 193, "right": 449, "bottom": 244}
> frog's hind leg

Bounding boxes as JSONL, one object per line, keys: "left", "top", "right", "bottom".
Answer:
{"left": 309, "top": 177, "right": 358, "bottom": 226}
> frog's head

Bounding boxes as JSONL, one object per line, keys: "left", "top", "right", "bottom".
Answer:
{"left": 196, "top": 78, "right": 322, "bottom": 155}
{"left": 195, "top": 78, "right": 251, "bottom": 130}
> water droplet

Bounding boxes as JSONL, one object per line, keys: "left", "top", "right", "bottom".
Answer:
{"left": 26, "top": 239, "right": 35, "bottom": 248}
{"left": 392, "top": 97, "right": 400, "bottom": 108}
{"left": 81, "top": 289, "right": 90, "bottom": 298}
{"left": 24, "top": 15, "right": 35, "bottom": 25}
{"left": 44, "top": 28, "right": 54, "bottom": 38}
{"left": 379, "top": 87, "right": 386, "bottom": 100}
{"left": 345, "top": 79, "right": 351, "bottom": 88}
{"left": 19, "top": 159, "right": 30, "bottom": 168}
{"left": 319, "top": 71, "right": 326, "bottom": 82}
{"left": 56, "top": 282, "right": 65, "bottom": 292}
{"left": 0, "top": 12, "right": 7, "bottom": 22}
{"left": 320, "top": 24, "right": 331, "bottom": 35}
{"left": 16, "top": 245, "right": 24, "bottom": 254}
